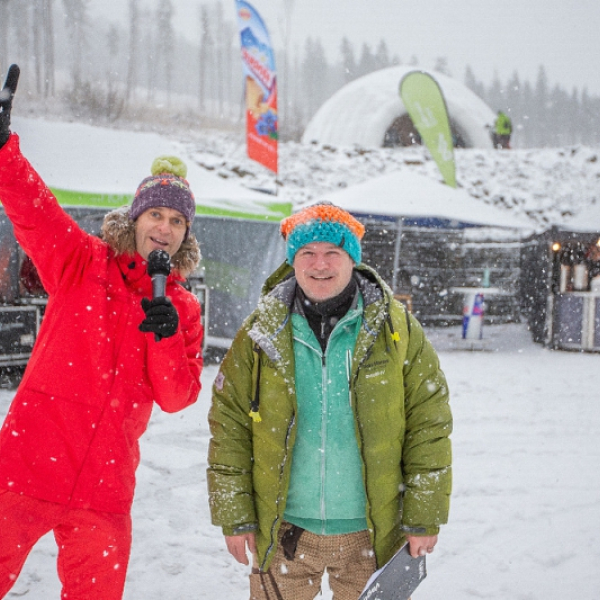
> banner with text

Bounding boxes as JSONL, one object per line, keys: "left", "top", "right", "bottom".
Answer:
{"left": 235, "top": 0, "right": 278, "bottom": 173}
{"left": 400, "top": 71, "right": 456, "bottom": 188}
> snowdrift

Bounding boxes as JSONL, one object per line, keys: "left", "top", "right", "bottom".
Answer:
{"left": 12, "top": 117, "right": 290, "bottom": 221}
{"left": 317, "top": 169, "right": 531, "bottom": 230}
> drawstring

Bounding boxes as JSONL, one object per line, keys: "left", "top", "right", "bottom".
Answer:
{"left": 249, "top": 344, "right": 262, "bottom": 422}
{"left": 259, "top": 571, "right": 285, "bottom": 600}
{"left": 386, "top": 312, "right": 400, "bottom": 346}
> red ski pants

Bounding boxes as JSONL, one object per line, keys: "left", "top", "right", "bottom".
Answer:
{"left": 0, "top": 490, "right": 132, "bottom": 600}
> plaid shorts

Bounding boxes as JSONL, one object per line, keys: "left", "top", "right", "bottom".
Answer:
{"left": 250, "top": 522, "right": 376, "bottom": 600}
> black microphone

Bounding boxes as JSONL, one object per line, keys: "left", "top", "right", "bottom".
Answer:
{"left": 147, "top": 250, "right": 171, "bottom": 341}
{"left": 147, "top": 249, "right": 171, "bottom": 298}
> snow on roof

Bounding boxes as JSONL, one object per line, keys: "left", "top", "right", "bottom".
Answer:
{"left": 316, "top": 169, "right": 532, "bottom": 229}
{"left": 556, "top": 203, "right": 600, "bottom": 233}
{"left": 302, "top": 66, "right": 496, "bottom": 149}
{"left": 12, "top": 117, "right": 288, "bottom": 220}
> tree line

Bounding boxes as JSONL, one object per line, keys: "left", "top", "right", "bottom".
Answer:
{"left": 1, "top": 0, "right": 599, "bottom": 148}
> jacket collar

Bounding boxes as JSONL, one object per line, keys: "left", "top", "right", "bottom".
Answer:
{"left": 114, "top": 251, "right": 185, "bottom": 292}
{"left": 250, "top": 265, "right": 391, "bottom": 364}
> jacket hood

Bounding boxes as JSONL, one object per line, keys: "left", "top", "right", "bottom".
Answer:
{"left": 249, "top": 262, "right": 393, "bottom": 362}
{"left": 100, "top": 206, "right": 201, "bottom": 277}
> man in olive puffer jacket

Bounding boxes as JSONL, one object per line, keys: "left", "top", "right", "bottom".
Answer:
{"left": 208, "top": 203, "right": 451, "bottom": 600}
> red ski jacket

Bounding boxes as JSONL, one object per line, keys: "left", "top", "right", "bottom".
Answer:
{"left": 0, "top": 135, "right": 203, "bottom": 514}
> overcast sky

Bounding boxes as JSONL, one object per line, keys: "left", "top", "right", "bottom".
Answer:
{"left": 92, "top": 0, "right": 600, "bottom": 95}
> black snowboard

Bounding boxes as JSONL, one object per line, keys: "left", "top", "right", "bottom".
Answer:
{"left": 358, "top": 544, "right": 426, "bottom": 600}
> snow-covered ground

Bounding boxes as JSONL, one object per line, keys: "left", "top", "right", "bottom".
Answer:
{"left": 187, "top": 134, "right": 600, "bottom": 229}
{"left": 12, "top": 114, "right": 600, "bottom": 230}
{"left": 3, "top": 322, "right": 599, "bottom": 600}
{"left": 2, "top": 117, "right": 600, "bottom": 598}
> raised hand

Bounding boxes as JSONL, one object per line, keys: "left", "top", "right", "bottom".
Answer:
{"left": 0, "top": 64, "right": 20, "bottom": 148}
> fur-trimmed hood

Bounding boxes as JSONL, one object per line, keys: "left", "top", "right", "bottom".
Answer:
{"left": 100, "top": 206, "right": 201, "bottom": 277}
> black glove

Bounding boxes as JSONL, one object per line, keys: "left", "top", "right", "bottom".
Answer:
{"left": 139, "top": 297, "right": 179, "bottom": 341}
{"left": 0, "top": 64, "right": 20, "bottom": 149}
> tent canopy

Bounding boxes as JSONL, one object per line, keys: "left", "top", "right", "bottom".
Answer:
{"left": 316, "top": 169, "right": 532, "bottom": 230}
{"left": 12, "top": 117, "right": 290, "bottom": 221}
{"left": 554, "top": 203, "right": 600, "bottom": 234}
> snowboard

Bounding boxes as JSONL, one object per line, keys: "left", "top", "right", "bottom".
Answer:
{"left": 358, "top": 544, "right": 426, "bottom": 600}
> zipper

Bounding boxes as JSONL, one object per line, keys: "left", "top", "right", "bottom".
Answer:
{"left": 346, "top": 349, "right": 352, "bottom": 405}
{"left": 262, "top": 413, "right": 296, "bottom": 571}
{"left": 294, "top": 329, "right": 328, "bottom": 534}
{"left": 320, "top": 351, "right": 327, "bottom": 532}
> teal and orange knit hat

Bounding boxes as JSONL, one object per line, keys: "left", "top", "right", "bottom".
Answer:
{"left": 280, "top": 202, "right": 365, "bottom": 265}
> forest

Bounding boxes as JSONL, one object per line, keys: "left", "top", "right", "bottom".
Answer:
{"left": 2, "top": 0, "right": 599, "bottom": 148}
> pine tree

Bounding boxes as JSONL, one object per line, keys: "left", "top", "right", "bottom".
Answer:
{"left": 62, "top": 0, "right": 88, "bottom": 86}
{"left": 0, "top": 0, "right": 8, "bottom": 69}
{"left": 125, "top": 0, "right": 139, "bottom": 101}
{"left": 464, "top": 66, "right": 486, "bottom": 99}
{"left": 374, "top": 40, "right": 390, "bottom": 71}
{"left": 532, "top": 65, "right": 549, "bottom": 146}
{"left": 433, "top": 56, "right": 451, "bottom": 76}
{"left": 301, "top": 37, "right": 329, "bottom": 119}
{"left": 340, "top": 37, "right": 357, "bottom": 84}
{"left": 505, "top": 72, "right": 521, "bottom": 147}
{"left": 156, "top": 0, "right": 174, "bottom": 105}
{"left": 356, "top": 42, "right": 376, "bottom": 78}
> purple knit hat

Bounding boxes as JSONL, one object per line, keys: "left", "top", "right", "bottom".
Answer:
{"left": 130, "top": 156, "right": 195, "bottom": 236}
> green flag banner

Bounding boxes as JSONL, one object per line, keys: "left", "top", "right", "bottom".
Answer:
{"left": 400, "top": 71, "right": 457, "bottom": 188}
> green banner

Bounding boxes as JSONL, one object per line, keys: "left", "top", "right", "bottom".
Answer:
{"left": 44, "top": 188, "right": 291, "bottom": 222}
{"left": 400, "top": 71, "right": 457, "bottom": 188}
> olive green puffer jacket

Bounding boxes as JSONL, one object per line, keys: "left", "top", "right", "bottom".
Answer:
{"left": 207, "top": 262, "right": 452, "bottom": 571}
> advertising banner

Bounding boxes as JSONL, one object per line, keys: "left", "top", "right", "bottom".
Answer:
{"left": 235, "top": 0, "right": 278, "bottom": 173}
{"left": 400, "top": 71, "right": 456, "bottom": 188}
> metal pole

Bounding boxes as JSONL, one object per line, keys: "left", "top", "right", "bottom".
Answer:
{"left": 391, "top": 217, "right": 403, "bottom": 294}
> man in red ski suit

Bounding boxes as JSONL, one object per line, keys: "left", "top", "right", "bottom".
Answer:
{"left": 0, "top": 65, "right": 203, "bottom": 599}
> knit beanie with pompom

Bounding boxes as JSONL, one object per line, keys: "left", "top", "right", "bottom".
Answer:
{"left": 130, "top": 156, "right": 196, "bottom": 238}
{"left": 280, "top": 202, "right": 365, "bottom": 265}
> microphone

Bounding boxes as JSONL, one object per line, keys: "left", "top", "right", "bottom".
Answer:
{"left": 147, "top": 249, "right": 171, "bottom": 299}
{"left": 147, "top": 250, "right": 171, "bottom": 342}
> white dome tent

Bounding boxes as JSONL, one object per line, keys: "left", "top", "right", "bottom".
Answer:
{"left": 302, "top": 66, "right": 497, "bottom": 149}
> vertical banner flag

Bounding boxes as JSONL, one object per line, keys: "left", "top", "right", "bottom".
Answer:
{"left": 400, "top": 71, "right": 456, "bottom": 188}
{"left": 235, "top": 0, "right": 278, "bottom": 173}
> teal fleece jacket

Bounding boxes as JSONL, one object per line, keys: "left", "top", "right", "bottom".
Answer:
{"left": 284, "top": 296, "right": 367, "bottom": 534}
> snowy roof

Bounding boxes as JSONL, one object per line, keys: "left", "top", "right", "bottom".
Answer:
{"left": 11, "top": 117, "right": 289, "bottom": 221}
{"left": 302, "top": 66, "right": 496, "bottom": 149}
{"left": 554, "top": 203, "right": 600, "bottom": 234}
{"left": 316, "top": 169, "right": 532, "bottom": 229}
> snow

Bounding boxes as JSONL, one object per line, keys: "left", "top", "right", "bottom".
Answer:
{"left": 2, "top": 323, "right": 599, "bottom": 599}
{"left": 301, "top": 66, "right": 497, "bottom": 149}
{"left": 10, "top": 115, "right": 600, "bottom": 231}
{"left": 11, "top": 117, "right": 286, "bottom": 219}
{"left": 557, "top": 201, "right": 600, "bottom": 233}
{"left": 2, "top": 117, "right": 600, "bottom": 598}
{"left": 183, "top": 132, "right": 600, "bottom": 231}
{"left": 317, "top": 168, "right": 532, "bottom": 229}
